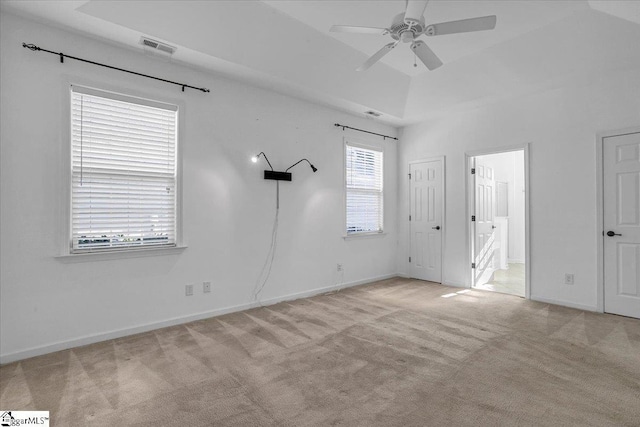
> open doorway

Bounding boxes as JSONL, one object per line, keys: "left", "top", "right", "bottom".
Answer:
{"left": 468, "top": 149, "right": 527, "bottom": 297}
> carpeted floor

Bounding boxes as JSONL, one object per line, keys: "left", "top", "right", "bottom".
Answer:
{"left": 1, "top": 278, "right": 639, "bottom": 426}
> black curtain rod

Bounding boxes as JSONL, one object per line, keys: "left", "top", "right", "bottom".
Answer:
{"left": 334, "top": 123, "right": 398, "bottom": 141}
{"left": 22, "top": 43, "right": 210, "bottom": 93}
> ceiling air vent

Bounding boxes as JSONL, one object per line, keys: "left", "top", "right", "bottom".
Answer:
{"left": 364, "top": 111, "right": 382, "bottom": 118}
{"left": 140, "top": 37, "right": 176, "bottom": 56}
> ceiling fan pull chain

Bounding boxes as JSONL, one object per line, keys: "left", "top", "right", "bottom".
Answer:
{"left": 414, "top": 52, "right": 417, "bottom": 68}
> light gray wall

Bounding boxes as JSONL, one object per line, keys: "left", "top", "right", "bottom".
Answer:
{"left": 398, "top": 65, "right": 640, "bottom": 310}
{"left": 0, "top": 13, "right": 398, "bottom": 363}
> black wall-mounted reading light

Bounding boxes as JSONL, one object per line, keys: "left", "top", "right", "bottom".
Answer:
{"left": 251, "top": 152, "right": 273, "bottom": 170}
{"left": 249, "top": 152, "right": 318, "bottom": 301}
{"left": 286, "top": 158, "right": 318, "bottom": 173}
{"left": 251, "top": 152, "right": 318, "bottom": 181}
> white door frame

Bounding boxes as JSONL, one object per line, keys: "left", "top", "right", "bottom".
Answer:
{"left": 408, "top": 156, "right": 446, "bottom": 282}
{"left": 596, "top": 126, "right": 640, "bottom": 313}
{"left": 465, "top": 144, "right": 531, "bottom": 299}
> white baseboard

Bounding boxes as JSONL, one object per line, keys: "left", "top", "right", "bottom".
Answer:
{"left": 508, "top": 259, "right": 525, "bottom": 264}
{"left": 0, "top": 273, "right": 397, "bottom": 365}
{"left": 530, "top": 295, "right": 597, "bottom": 312}
{"left": 441, "top": 281, "right": 467, "bottom": 288}
{"left": 395, "top": 273, "right": 464, "bottom": 287}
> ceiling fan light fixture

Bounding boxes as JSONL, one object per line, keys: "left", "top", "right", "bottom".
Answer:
{"left": 331, "top": 1, "right": 497, "bottom": 71}
{"left": 400, "top": 31, "right": 414, "bottom": 43}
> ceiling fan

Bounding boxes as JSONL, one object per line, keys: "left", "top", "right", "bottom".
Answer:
{"left": 330, "top": 0, "right": 497, "bottom": 71}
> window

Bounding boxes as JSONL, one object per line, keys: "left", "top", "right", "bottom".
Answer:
{"left": 70, "top": 86, "right": 178, "bottom": 253}
{"left": 345, "top": 142, "right": 383, "bottom": 234}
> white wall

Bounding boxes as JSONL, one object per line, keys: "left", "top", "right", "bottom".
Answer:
{"left": 398, "top": 66, "right": 640, "bottom": 310}
{"left": 0, "top": 13, "right": 398, "bottom": 363}
{"left": 478, "top": 151, "right": 525, "bottom": 263}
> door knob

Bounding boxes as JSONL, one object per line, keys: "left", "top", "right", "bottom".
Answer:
{"left": 606, "top": 231, "right": 621, "bottom": 237}
{"left": 492, "top": 225, "right": 497, "bottom": 229}
{"left": 432, "top": 226, "right": 441, "bottom": 230}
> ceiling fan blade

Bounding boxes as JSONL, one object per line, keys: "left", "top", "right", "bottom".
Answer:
{"left": 425, "top": 15, "right": 497, "bottom": 36}
{"left": 411, "top": 40, "right": 443, "bottom": 70}
{"left": 404, "top": 0, "right": 429, "bottom": 25}
{"left": 330, "top": 25, "right": 388, "bottom": 35}
{"left": 357, "top": 42, "right": 398, "bottom": 71}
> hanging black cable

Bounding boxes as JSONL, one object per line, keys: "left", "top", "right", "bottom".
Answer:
{"left": 334, "top": 123, "right": 398, "bottom": 141}
{"left": 22, "top": 43, "right": 210, "bottom": 93}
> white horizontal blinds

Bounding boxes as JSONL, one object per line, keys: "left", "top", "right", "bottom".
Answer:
{"left": 346, "top": 143, "right": 383, "bottom": 234}
{"left": 70, "top": 86, "right": 178, "bottom": 252}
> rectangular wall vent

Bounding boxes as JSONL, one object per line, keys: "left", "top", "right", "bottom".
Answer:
{"left": 140, "top": 37, "right": 176, "bottom": 55}
{"left": 364, "top": 111, "right": 382, "bottom": 117}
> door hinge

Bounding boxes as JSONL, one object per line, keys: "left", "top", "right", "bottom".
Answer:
{"left": 471, "top": 168, "right": 476, "bottom": 175}
{"left": 409, "top": 215, "right": 411, "bottom": 221}
{"left": 471, "top": 263, "right": 476, "bottom": 269}
{"left": 409, "top": 257, "right": 411, "bottom": 263}
{"left": 471, "top": 215, "right": 476, "bottom": 222}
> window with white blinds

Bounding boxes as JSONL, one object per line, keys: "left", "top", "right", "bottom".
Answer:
{"left": 70, "top": 86, "right": 178, "bottom": 253}
{"left": 345, "top": 142, "right": 383, "bottom": 234}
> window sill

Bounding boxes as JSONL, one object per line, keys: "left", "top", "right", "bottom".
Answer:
{"left": 343, "top": 232, "right": 386, "bottom": 240}
{"left": 55, "top": 245, "right": 187, "bottom": 263}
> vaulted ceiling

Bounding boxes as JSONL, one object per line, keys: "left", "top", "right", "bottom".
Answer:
{"left": 2, "top": 1, "right": 640, "bottom": 126}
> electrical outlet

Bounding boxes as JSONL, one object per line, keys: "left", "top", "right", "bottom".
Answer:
{"left": 185, "top": 284, "right": 194, "bottom": 296}
{"left": 564, "top": 274, "right": 574, "bottom": 285}
{"left": 337, "top": 263, "right": 343, "bottom": 272}
{"left": 203, "top": 281, "right": 211, "bottom": 293}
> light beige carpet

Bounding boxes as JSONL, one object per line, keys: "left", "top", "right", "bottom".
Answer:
{"left": 1, "top": 278, "right": 639, "bottom": 426}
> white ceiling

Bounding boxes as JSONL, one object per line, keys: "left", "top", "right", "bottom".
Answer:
{"left": 2, "top": 1, "right": 639, "bottom": 126}
{"left": 264, "top": 0, "right": 590, "bottom": 76}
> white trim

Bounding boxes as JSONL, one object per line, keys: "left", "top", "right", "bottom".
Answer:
{"left": 465, "top": 144, "right": 531, "bottom": 300}
{"left": 595, "top": 126, "right": 640, "bottom": 314}
{"left": 524, "top": 144, "right": 531, "bottom": 300}
{"left": 530, "top": 296, "right": 597, "bottom": 313}
{"left": 466, "top": 155, "right": 475, "bottom": 289}
{"left": 0, "top": 273, "right": 397, "bottom": 365}
{"left": 343, "top": 136, "right": 385, "bottom": 236}
{"left": 441, "top": 281, "right": 466, "bottom": 288}
{"left": 342, "top": 232, "right": 386, "bottom": 240}
{"left": 71, "top": 85, "right": 178, "bottom": 111}
{"left": 59, "top": 76, "right": 186, "bottom": 257}
{"left": 55, "top": 245, "right": 187, "bottom": 263}
{"left": 407, "top": 156, "right": 446, "bottom": 283}
{"left": 465, "top": 144, "right": 528, "bottom": 157}
{"left": 343, "top": 137, "right": 384, "bottom": 152}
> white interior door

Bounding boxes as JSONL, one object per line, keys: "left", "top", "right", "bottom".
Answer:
{"left": 604, "top": 131, "right": 640, "bottom": 319}
{"left": 474, "top": 159, "right": 496, "bottom": 286}
{"left": 410, "top": 159, "right": 443, "bottom": 282}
